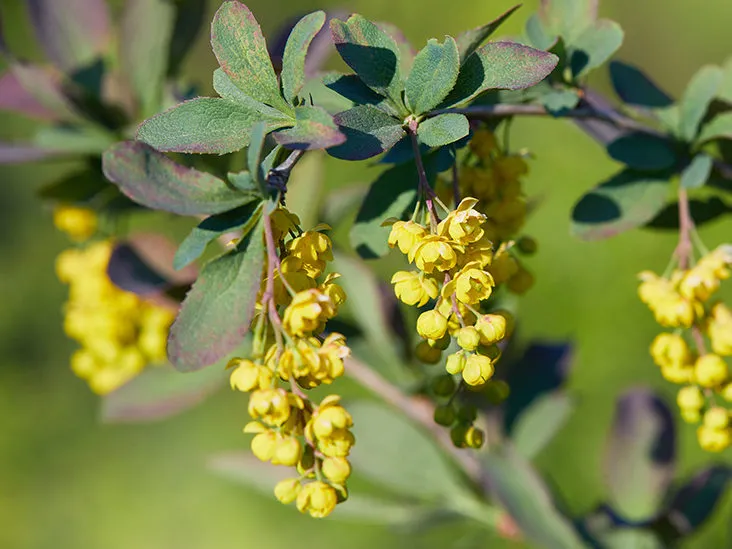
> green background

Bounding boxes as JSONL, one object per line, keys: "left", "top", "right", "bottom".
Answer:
{"left": 1, "top": 0, "right": 731, "bottom": 547}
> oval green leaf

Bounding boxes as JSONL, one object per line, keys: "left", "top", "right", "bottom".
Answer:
{"left": 417, "top": 113, "right": 469, "bottom": 148}
{"left": 697, "top": 111, "right": 732, "bottom": 143}
{"left": 607, "top": 132, "right": 677, "bottom": 171}
{"left": 679, "top": 65, "right": 723, "bottom": 141}
{"left": 328, "top": 105, "right": 405, "bottom": 160}
{"left": 680, "top": 153, "right": 713, "bottom": 189}
{"left": 103, "top": 141, "right": 252, "bottom": 215}
{"left": 281, "top": 11, "right": 326, "bottom": 105}
{"left": 405, "top": 36, "right": 460, "bottom": 115}
{"left": 570, "top": 19, "right": 624, "bottom": 78}
{"left": 273, "top": 105, "right": 346, "bottom": 150}
{"left": 510, "top": 392, "right": 575, "bottom": 460}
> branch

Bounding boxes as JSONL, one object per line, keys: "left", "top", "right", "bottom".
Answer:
{"left": 344, "top": 356, "right": 484, "bottom": 485}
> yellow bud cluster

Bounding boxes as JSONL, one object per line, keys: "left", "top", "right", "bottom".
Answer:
{"left": 55, "top": 241, "right": 174, "bottom": 394}
{"left": 53, "top": 205, "right": 98, "bottom": 242}
{"left": 641, "top": 245, "right": 732, "bottom": 452}
{"left": 228, "top": 207, "right": 353, "bottom": 517}
{"left": 388, "top": 196, "right": 522, "bottom": 448}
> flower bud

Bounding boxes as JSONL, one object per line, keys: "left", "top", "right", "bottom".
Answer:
{"left": 456, "top": 326, "right": 481, "bottom": 351}
{"left": 274, "top": 478, "right": 301, "bottom": 504}
{"left": 695, "top": 354, "right": 729, "bottom": 388}
{"left": 433, "top": 404, "right": 456, "bottom": 426}
{"left": 462, "top": 353, "right": 494, "bottom": 386}
{"left": 445, "top": 351, "right": 466, "bottom": 374}
{"left": 431, "top": 374, "right": 456, "bottom": 397}
{"left": 703, "top": 407, "right": 730, "bottom": 430}
{"left": 322, "top": 457, "right": 351, "bottom": 484}
{"left": 417, "top": 310, "right": 448, "bottom": 340}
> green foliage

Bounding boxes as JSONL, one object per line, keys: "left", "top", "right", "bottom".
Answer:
{"left": 680, "top": 153, "right": 714, "bottom": 189}
{"left": 697, "top": 111, "right": 732, "bottom": 143}
{"left": 678, "top": 65, "right": 723, "bottom": 141}
{"left": 455, "top": 4, "right": 521, "bottom": 61}
{"left": 510, "top": 392, "right": 575, "bottom": 460}
{"left": 328, "top": 106, "right": 406, "bottom": 160}
{"left": 167, "top": 216, "right": 265, "bottom": 371}
{"left": 571, "top": 170, "right": 670, "bottom": 240}
{"left": 417, "top": 113, "right": 469, "bottom": 148}
{"left": 609, "top": 61, "right": 673, "bottom": 108}
{"left": 607, "top": 133, "right": 677, "bottom": 172}
{"left": 404, "top": 37, "right": 460, "bottom": 115}
{"left": 281, "top": 11, "right": 327, "bottom": 106}
{"left": 272, "top": 105, "right": 346, "bottom": 150}
{"left": 102, "top": 141, "right": 255, "bottom": 215}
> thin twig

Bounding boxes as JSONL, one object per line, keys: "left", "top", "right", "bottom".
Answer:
{"left": 676, "top": 188, "right": 694, "bottom": 270}
{"left": 407, "top": 120, "right": 440, "bottom": 230}
{"left": 344, "top": 356, "right": 483, "bottom": 484}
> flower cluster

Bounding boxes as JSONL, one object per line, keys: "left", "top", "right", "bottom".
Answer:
{"left": 388, "top": 197, "right": 515, "bottom": 447}
{"left": 228, "top": 207, "right": 353, "bottom": 517}
{"left": 55, "top": 240, "right": 174, "bottom": 394}
{"left": 639, "top": 245, "right": 732, "bottom": 452}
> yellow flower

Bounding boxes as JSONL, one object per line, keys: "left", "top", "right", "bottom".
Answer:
{"left": 317, "top": 333, "right": 350, "bottom": 382}
{"left": 456, "top": 326, "right": 481, "bottom": 351}
{"left": 248, "top": 388, "right": 292, "bottom": 426}
{"left": 229, "top": 358, "right": 272, "bottom": 392}
{"left": 306, "top": 397, "right": 355, "bottom": 459}
{"left": 677, "top": 386, "right": 704, "bottom": 410}
{"left": 458, "top": 236, "right": 494, "bottom": 269}
{"left": 488, "top": 245, "right": 519, "bottom": 284}
{"left": 437, "top": 198, "right": 487, "bottom": 245}
{"left": 469, "top": 129, "right": 498, "bottom": 159}
{"left": 462, "top": 353, "right": 494, "bottom": 386}
{"left": 296, "top": 481, "right": 338, "bottom": 518}
{"left": 283, "top": 289, "right": 334, "bottom": 337}
{"left": 722, "top": 383, "right": 732, "bottom": 402}
{"left": 320, "top": 273, "right": 347, "bottom": 308}
{"left": 453, "top": 264, "right": 494, "bottom": 304}
{"left": 507, "top": 264, "right": 534, "bottom": 294}
{"left": 708, "top": 302, "right": 732, "bottom": 356}
{"left": 409, "top": 235, "right": 458, "bottom": 273}
{"left": 391, "top": 270, "right": 439, "bottom": 306}
{"left": 494, "top": 155, "right": 529, "bottom": 182}
{"left": 274, "top": 478, "right": 302, "bottom": 504}
{"left": 270, "top": 207, "right": 301, "bottom": 242}
{"left": 388, "top": 220, "right": 427, "bottom": 255}
{"left": 475, "top": 314, "right": 507, "bottom": 345}
{"left": 697, "top": 425, "right": 732, "bottom": 452}
{"left": 661, "top": 363, "right": 695, "bottom": 385}
{"left": 251, "top": 430, "right": 278, "bottom": 461}
{"left": 464, "top": 426, "right": 485, "bottom": 449}
{"left": 322, "top": 457, "right": 351, "bottom": 484}
{"left": 694, "top": 354, "right": 729, "bottom": 388}
{"left": 703, "top": 407, "right": 730, "bottom": 430}
{"left": 416, "top": 310, "right": 449, "bottom": 340}
{"left": 650, "top": 333, "right": 692, "bottom": 369}
{"left": 272, "top": 436, "right": 303, "bottom": 467}
{"left": 53, "top": 205, "right": 97, "bottom": 241}
{"left": 287, "top": 230, "right": 333, "bottom": 277}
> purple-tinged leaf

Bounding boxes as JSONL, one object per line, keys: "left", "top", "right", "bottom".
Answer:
{"left": 665, "top": 465, "right": 732, "bottom": 536}
{"left": 273, "top": 105, "right": 346, "bottom": 150}
{"left": 481, "top": 447, "right": 587, "bottom": 549}
{"left": 101, "top": 363, "right": 227, "bottom": 423}
{"left": 102, "top": 141, "right": 253, "bottom": 215}
{"left": 604, "top": 388, "right": 676, "bottom": 522}
{"left": 0, "top": 142, "right": 62, "bottom": 164}
{"left": 571, "top": 170, "right": 670, "bottom": 240}
{"left": 679, "top": 65, "right": 723, "bottom": 141}
{"left": 609, "top": 61, "right": 673, "bottom": 109}
{"left": 456, "top": 4, "right": 521, "bottom": 61}
{"left": 120, "top": 0, "right": 175, "bottom": 117}
{"left": 442, "top": 42, "right": 558, "bottom": 107}
{"left": 328, "top": 105, "right": 405, "bottom": 160}
{"left": 28, "top": 0, "right": 111, "bottom": 71}
{"left": 212, "top": 68, "right": 295, "bottom": 122}
{"left": 107, "top": 233, "right": 197, "bottom": 299}
{"left": 136, "top": 97, "right": 290, "bottom": 155}
{"left": 9, "top": 63, "right": 80, "bottom": 121}
{"left": 330, "top": 15, "right": 405, "bottom": 109}
{"left": 281, "top": 11, "right": 326, "bottom": 105}
{"left": 168, "top": 217, "right": 265, "bottom": 371}
{"left": 210, "top": 1, "right": 291, "bottom": 113}
{"left": 0, "top": 71, "right": 58, "bottom": 120}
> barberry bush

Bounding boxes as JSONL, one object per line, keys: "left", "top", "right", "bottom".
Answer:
{"left": 2, "top": 0, "right": 732, "bottom": 547}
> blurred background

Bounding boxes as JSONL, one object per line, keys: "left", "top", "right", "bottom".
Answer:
{"left": 1, "top": 0, "right": 732, "bottom": 547}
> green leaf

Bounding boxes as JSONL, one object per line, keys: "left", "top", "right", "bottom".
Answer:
{"left": 570, "top": 20, "right": 624, "bottom": 78}
{"left": 101, "top": 363, "right": 227, "bottom": 423}
{"left": 647, "top": 196, "right": 732, "bottom": 229}
{"left": 456, "top": 5, "right": 521, "bottom": 61}
{"left": 212, "top": 68, "right": 293, "bottom": 122}
{"left": 600, "top": 530, "right": 664, "bottom": 549}
{"left": 210, "top": 1, "right": 290, "bottom": 113}
{"left": 28, "top": 0, "right": 111, "bottom": 72}
{"left": 510, "top": 392, "right": 575, "bottom": 460}
{"left": 405, "top": 36, "right": 460, "bottom": 115}
{"left": 604, "top": 389, "right": 676, "bottom": 522}
{"left": 417, "top": 113, "right": 469, "bottom": 148}
{"left": 481, "top": 447, "right": 588, "bottom": 549}
{"left": 281, "top": 11, "right": 326, "bottom": 105}
{"left": 34, "top": 125, "right": 116, "bottom": 155}
{"left": 571, "top": 170, "right": 670, "bottom": 240}
{"left": 247, "top": 122, "right": 268, "bottom": 194}
{"left": 607, "top": 133, "right": 677, "bottom": 171}
{"left": 443, "top": 43, "right": 558, "bottom": 107}
{"left": 173, "top": 201, "right": 263, "bottom": 270}
{"left": 168, "top": 216, "right": 265, "bottom": 371}
{"left": 347, "top": 400, "right": 469, "bottom": 501}
{"left": 376, "top": 22, "right": 416, "bottom": 76}
{"left": 121, "top": 0, "right": 175, "bottom": 116}
{"left": 525, "top": 14, "right": 557, "bottom": 51}
{"left": 328, "top": 105, "right": 405, "bottom": 160}
{"left": 609, "top": 61, "right": 673, "bottom": 108}
{"left": 330, "top": 15, "right": 405, "bottom": 109}
{"left": 680, "top": 153, "right": 713, "bottom": 189}
{"left": 664, "top": 465, "right": 732, "bottom": 536}
{"left": 719, "top": 57, "right": 732, "bottom": 104}
{"left": 540, "top": 87, "right": 581, "bottom": 115}
{"left": 697, "top": 111, "right": 732, "bottom": 143}
{"left": 103, "top": 141, "right": 254, "bottom": 215}
{"left": 136, "top": 97, "right": 290, "bottom": 154}
{"left": 538, "top": 0, "right": 598, "bottom": 44}
{"left": 273, "top": 105, "right": 346, "bottom": 150}
{"left": 679, "top": 65, "right": 723, "bottom": 141}
{"left": 322, "top": 72, "right": 400, "bottom": 116}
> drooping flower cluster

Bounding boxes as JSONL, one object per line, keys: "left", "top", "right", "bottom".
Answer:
{"left": 437, "top": 128, "right": 536, "bottom": 295}
{"left": 388, "top": 197, "right": 514, "bottom": 448}
{"left": 639, "top": 245, "right": 732, "bottom": 452}
{"left": 228, "top": 207, "right": 353, "bottom": 517}
{"left": 55, "top": 240, "right": 174, "bottom": 394}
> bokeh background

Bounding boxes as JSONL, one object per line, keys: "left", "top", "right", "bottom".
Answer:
{"left": 1, "top": 0, "right": 732, "bottom": 547}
